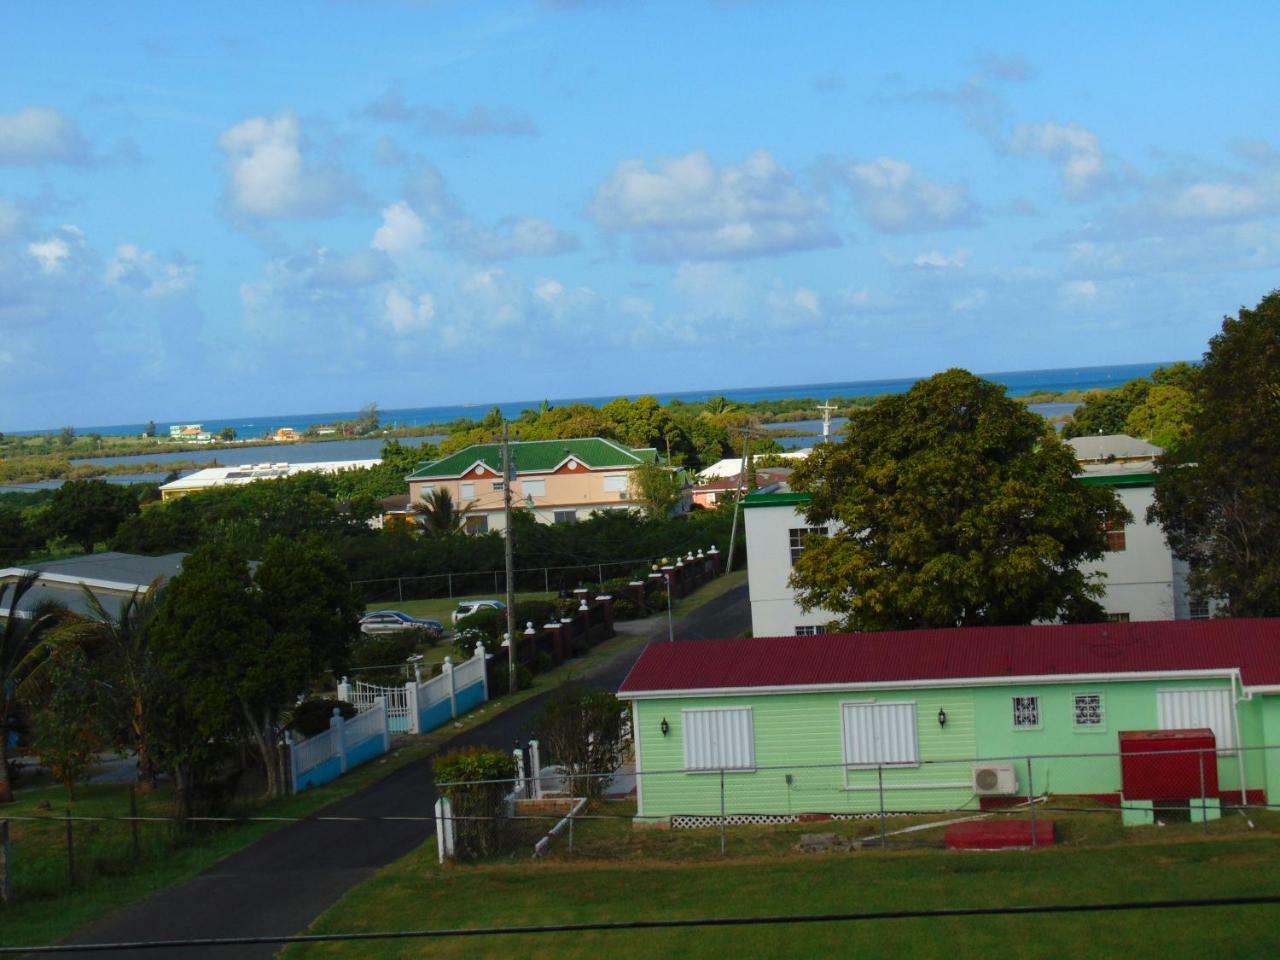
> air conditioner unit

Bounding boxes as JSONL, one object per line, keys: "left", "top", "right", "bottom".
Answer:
{"left": 972, "top": 764, "right": 1018, "bottom": 796}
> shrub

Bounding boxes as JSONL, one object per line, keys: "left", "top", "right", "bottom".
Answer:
{"left": 534, "top": 684, "right": 627, "bottom": 799}
{"left": 350, "top": 632, "right": 419, "bottom": 685}
{"left": 290, "top": 699, "right": 357, "bottom": 738}
{"left": 610, "top": 595, "right": 646, "bottom": 620}
{"left": 514, "top": 599, "right": 557, "bottom": 629}
{"left": 434, "top": 746, "right": 517, "bottom": 860}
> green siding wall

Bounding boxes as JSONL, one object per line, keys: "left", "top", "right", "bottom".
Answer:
{"left": 631, "top": 679, "right": 1277, "bottom": 819}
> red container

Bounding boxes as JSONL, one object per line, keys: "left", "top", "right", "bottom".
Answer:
{"left": 1119, "top": 729, "right": 1218, "bottom": 800}
{"left": 946, "top": 820, "right": 1055, "bottom": 849}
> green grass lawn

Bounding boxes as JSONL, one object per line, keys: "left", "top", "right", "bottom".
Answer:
{"left": 367, "top": 592, "right": 556, "bottom": 626}
{"left": 282, "top": 817, "right": 1280, "bottom": 960}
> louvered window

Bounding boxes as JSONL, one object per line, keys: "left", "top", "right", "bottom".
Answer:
{"left": 841, "top": 702, "right": 919, "bottom": 767}
{"left": 682, "top": 708, "right": 754, "bottom": 771}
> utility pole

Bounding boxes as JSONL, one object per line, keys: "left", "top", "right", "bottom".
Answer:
{"left": 502, "top": 422, "right": 518, "bottom": 694}
{"left": 725, "top": 429, "right": 753, "bottom": 574}
{"left": 817, "top": 401, "right": 837, "bottom": 442}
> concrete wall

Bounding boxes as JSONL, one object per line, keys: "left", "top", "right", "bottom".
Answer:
{"left": 1080, "top": 484, "right": 1186, "bottom": 622}
{"left": 743, "top": 501, "right": 830, "bottom": 637}
{"left": 631, "top": 679, "right": 1274, "bottom": 818}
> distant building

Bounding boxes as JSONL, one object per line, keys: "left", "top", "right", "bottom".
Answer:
{"left": 741, "top": 433, "right": 1196, "bottom": 637}
{"left": 698, "top": 449, "right": 811, "bottom": 481}
{"left": 690, "top": 469, "right": 791, "bottom": 509}
{"left": 158, "top": 459, "right": 379, "bottom": 501}
{"left": 406, "top": 437, "right": 668, "bottom": 533}
{"left": 168, "top": 424, "right": 212, "bottom": 443}
{"left": 269, "top": 427, "right": 301, "bottom": 443}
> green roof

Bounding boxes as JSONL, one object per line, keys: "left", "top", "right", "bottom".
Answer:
{"left": 742, "top": 490, "right": 813, "bottom": 509}
{"left": 1076, "top": 472, "right": 1156, "bottom": 488}
{"left": 407, "top": 437, "right": 658, "bottom": 480}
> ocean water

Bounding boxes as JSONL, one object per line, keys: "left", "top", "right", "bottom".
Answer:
{"left": 16, "top": 361, "right": 1177, "bottom": 440}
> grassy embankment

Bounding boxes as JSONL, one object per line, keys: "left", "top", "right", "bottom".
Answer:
{"left": 284, "top": 801, "right": 1280, "bottom": 959}
{"left": 0, "top": 572, "right": 740, "bottom": 947}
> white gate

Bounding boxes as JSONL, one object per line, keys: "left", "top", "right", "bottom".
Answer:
{"left": 346, "top": 679, "right": 412, "bottom": 734}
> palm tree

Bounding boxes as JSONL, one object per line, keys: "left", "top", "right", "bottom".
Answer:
{"left": 1, "top": 574, "right": 68, "bottom": 802}
{"left": 703, "top": 395, "right": 739, "bottom": 416}
{"left": 414, "top": 488, "right": 474, "bottom": 535}
{"left": 58, "top": 581, "right": 165, "bottom": 791}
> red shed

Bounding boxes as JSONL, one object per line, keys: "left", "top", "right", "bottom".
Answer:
{"left": 1119, "top": 729, "right": 1218, "bottom": 801}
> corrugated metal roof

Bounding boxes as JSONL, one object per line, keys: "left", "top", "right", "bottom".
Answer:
{"left": 407, "top": 438, "right": 658, "bottom": 479}
{"left": 618, "top": 619, "right": 1280, "bottom": 694}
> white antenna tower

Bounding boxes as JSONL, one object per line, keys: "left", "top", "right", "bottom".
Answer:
{"left": 817, "top": 401, "right": 837, "bottom": 442}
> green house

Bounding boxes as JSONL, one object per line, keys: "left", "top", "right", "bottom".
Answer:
{"left": 617, "top": 619, "right": 1280, "bottom": 826}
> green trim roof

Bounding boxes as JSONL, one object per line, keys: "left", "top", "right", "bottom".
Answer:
{"left": 407, "top": 437, "right": 658, "bottom": 480}
{"left": 742, "top": 490, "right": 814, "bottom": 509}
{"left": 1077, "top": 472, "right": 1156, "bottom": 488}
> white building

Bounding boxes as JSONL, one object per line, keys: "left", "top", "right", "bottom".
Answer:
{"left": 741, "top": 434, "right": 1198, "bottom": 637}
{"left": 158, "top": 459, "right": 380, "bottom": 500}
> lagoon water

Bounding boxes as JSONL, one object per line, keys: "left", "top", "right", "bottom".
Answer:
{"left": 3, "top": 363, "right": 1172, "bottom": 489}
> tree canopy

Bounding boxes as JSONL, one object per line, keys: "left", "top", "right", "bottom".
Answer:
{"left": 1150, "top": 291, "right": 1280, "bottom": 616}
{"left": 789, "top": 369, "right": 1127, "bottom": 631}
{"left": 44, "top": 478, "right": 141, "bottom": 553}
{"left": 1063, "top": 362, "right": 1199, "bottom": 451}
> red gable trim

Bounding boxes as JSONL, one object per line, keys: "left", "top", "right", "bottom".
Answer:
{"left": 617, "top": 619, "right": 1280, "bottom": 696}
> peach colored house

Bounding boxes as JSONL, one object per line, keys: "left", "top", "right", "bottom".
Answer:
{"left": 406, "top": 437, "right": 668, "bottom": 533}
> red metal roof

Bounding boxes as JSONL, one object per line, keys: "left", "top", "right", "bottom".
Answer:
{"left": 618, "top": 619, "right": 1280, "bottom": 695}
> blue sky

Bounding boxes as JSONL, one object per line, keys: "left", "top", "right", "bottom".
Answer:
{"left": 2, "top": 1, "right": 1278, "bottom": 431}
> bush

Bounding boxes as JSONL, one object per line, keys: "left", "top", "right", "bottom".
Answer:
{"left": 350, "top": 631, "right": 421, "bottom": 685}
{"left": 534, "top": 684, "right": 627, "bottom": 799}
{"left": 514, "top": 599, "right": 557, "bottom": 630}
{"left": 290, "top": 699, "right": 357, "bottom": 738}
{"left": 434, "top": 746, "right": 517, "bottom": 860}
{"left": 610, "top": 595, "right": 646, "bottom": 620}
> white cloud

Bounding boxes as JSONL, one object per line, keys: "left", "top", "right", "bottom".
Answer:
{"left": 0, "top": 107, "right": 90, "bottom": 165}
{"left": 383, "top": 286, "right": 436, "bottom": 335}
{"left": 534, "top": 278, "right": 564, "bottom": 301}
{"left": 360, "top": 89, "right": 539, "bottom": 138}
{"left": 590, "top": 150, "right": 837, "bottom": 261}
{"left": 402, "top": 163, "right": 577, "bottom": 260}
{"left": 911, "top": 249, "right": 969, "bottom": 269}
{"left": 105, "top": 244, "right": 195, "bottom": 298}
{"left": 372, "top": 201, "right": 426, "bottom": 254}
{"left": 27, "top": 225, "right": 84, "bottom": 274}
{"left": 217, "top": 113, "right": 358, "bottom": 219}
{"left": 1009, "top": 122, "right": 1108, "bottom": 199}
{"left": 766, "top": 285, "right": 825, "bottom": 331}
{"left": 1060, "top": 279, "right": 1099, "bottom": 301}
{"left": 825, "top": 157, "right": 976, "bottom": 232}
{"left": 0, "top": 198, "right": 24, "bottom": 240}
{"left": 1164, "top": 180, "right": 1275, "bottom": 221}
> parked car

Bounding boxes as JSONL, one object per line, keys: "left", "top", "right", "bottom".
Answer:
{"left": 359, "top": 610, "right": 445, "bottom": 638}
{"left": 451, "top": 599, "right": 507, "bottom": 624}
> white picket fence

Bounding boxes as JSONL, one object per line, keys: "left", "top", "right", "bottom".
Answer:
{"left": 286, "top": 698, "right": 391, "bottom": 793}
{"left": 339, "top": 643, "right": 489, "bottom": 737}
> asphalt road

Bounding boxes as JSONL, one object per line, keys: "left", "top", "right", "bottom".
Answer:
{"left": 62, "top": 581, "right": 750, "bottom": 958}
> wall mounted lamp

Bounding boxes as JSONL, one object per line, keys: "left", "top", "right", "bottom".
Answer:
{"left": 937, "top": 708, "right": 947, "bottom": 729}
{"left": 660, "top": 717, "right": 670, "bottom": 736}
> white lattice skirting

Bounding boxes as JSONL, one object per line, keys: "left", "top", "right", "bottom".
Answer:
{"left": 670, "top": 811, "right": 882, "bottom": 829}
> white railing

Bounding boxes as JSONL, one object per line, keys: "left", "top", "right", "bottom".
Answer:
{"left": 345, "top": 702, "right": 386, "bottom": 746}
{"left": 420, "top": 669, "right": 452, "bottom": 708}
{"left": 292, "top": 727, "right": 339, "bottom": 776}
{"left": 453, "top": 653, "right": 485, "bottom": 691}
{"left": 341, "top": 678, "right": 411, "bottom": 733}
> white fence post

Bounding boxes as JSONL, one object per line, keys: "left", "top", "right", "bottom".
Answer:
{"left": 529, "top": 739, "right": 543, "bottom": 800}
{"left": 444, "top": 656, "right": 457, "bottom": 718}
{"left": 284, "top": 731, "right": 298, "bottom": 795}
{"left": 405, "top": 680, "right": 420, "bottom": 734}
{"left": 475, "top": 642, "right": 489, "bottom": 700}
{"left": 513, "top": 747, "right": 527, "bottom": 799}
{"left": 332, "top": 708, "right": 348, "bottom": 774}
{"left": 337, "top": 677, "right": 350, "bottom": 702}
{"left": 375, "top": 696, "right": 390, "bottom": 752}
{"left": 435, "top": 797, "right": 455, "bottom": 862}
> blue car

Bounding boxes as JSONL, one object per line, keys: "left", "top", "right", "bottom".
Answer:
{"left": 359, "top": 610, "right": 445, "bottom": 639}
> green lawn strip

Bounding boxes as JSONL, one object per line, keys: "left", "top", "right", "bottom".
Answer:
{"left": 669, "top": 569, "right": 747, "bottom": 617}
{"left": 367, "top": 593, "right": 556, "bottom": 624}
{"left": 281, "top": 829, "right": 1280, "bottom": 960}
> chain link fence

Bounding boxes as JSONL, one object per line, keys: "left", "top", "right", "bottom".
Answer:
{"left": 433, "top": 743, "right": 1280, "bottom": 862}
{"left": 352, "top": 558, "right": 670, "bottom": 605}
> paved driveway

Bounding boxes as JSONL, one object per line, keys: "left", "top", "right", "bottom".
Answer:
{"left": 63, "top": 581, "right": 750, "bottom": 958}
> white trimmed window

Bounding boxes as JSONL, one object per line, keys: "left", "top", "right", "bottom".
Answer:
{"left": 553, "top": 509, "right": 578, "bottom": 525}
{"left": 1073, "top": 693, "right": 1103, "bottom": 726}
{"left": 682, "top": 708, "right": 754, "bottom": 771}
{"left": 841, "top": 702, "right": 918, "bottom": 767}
{"left": 795, "top": 625, "right": 825, "bottom": 636}
{"left": 460, "top": 482, "right": 476, "bottom": 500}
{"left": 522, "top": 478, "right": 546, "bottom": 498}
{"left": 1189, "top": 599, "right": 1210, "bottom": 620}
{"left": 418, "top": 485, "right": 434, "bottom": 496}
{"left": 603, "top": 474, "right": 628, "bottom": 492}
{"left": 788, "top": 527, "right": 827, "bottom": 566}
{"left": 1012, "top": 696, "right": 1041, "bottom": 729}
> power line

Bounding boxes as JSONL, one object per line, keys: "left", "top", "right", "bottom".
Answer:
{"left": 4, "top": 895, "right": 1280, "bottom": 954}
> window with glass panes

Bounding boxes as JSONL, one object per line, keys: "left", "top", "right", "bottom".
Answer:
{"left": 1073, "top": 693, "right": 1103, "bottom": 726}
{"left": 788, "top": 527, "right": 827, "bottom": 566}
{"left": 1012, "top": 696, "right": 1040, "bottom": 728}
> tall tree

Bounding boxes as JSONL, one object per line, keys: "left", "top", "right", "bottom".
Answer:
{"left": 790, "top": 369, "right": 1127, "bottom": 631}
{"left": 60, "top": 582, "right": 167, "bottom": 790}
{"left": 1150, "top": 291, "right": 1280, "bottom": 615}
{"left": 414, "top": 487, "right": 472, "bottom": 534}
{"left": 150, "top": 539, "right": 358, "bottom": 801}
{"left": 628, "top": 461, "right": 685, "bottom": 519}
{"left": 0, "top": 575, "right": 68, "bottom": 802}
{"left": 44, "top": 479, "right": 140, "bottom": 553}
